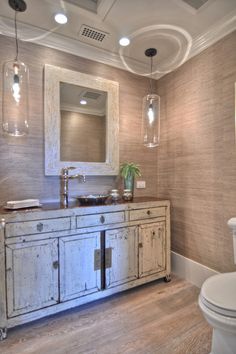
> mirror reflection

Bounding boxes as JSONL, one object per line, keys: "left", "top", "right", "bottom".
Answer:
{"left": 60, "top": 83, "right": 107, "bottom": 162}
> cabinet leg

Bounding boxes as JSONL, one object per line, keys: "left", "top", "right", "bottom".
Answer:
{"left": 164, "top": 274, "right": 171, "bottom": 282}
{"left": 0, "top": 327, "right": 7, "bottom": 341}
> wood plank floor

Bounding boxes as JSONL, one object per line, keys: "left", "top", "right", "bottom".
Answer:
{"left": 0, "top": 276, "right": 212, "bottom": 354}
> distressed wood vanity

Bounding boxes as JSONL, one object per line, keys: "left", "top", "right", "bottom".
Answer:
{"left": 0, "top": 198, "right": 170, "bottom": 339}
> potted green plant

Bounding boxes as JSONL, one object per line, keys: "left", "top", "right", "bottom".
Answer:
{"left": 120, "top": 162, "right": 141, "bottom": 199}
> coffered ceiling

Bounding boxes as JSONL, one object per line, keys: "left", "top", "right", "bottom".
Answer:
{"left": 0, "top": 0, "right": 235, "bottom": 78}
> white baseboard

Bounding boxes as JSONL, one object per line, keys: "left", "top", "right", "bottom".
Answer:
{"left": 171, "top": 251, "right": 219, "bottom": 288}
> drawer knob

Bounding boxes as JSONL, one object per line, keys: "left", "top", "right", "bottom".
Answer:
{"left": 138, "top": 242, "right": 143, "bottom": 248}
{"left": 100, "top": 215, "right": 105, "bottom": 224}
{"left": 37, "top": 222, "right": 44, "bottom": 232}
{"left": 53, "top": 261, "right": 59, "bottom": 269}
{"left": 147, "top": 210, "right": 151, "bottom": 216}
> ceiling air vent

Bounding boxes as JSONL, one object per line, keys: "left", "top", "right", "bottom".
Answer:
{"left": 181, "top": 0, "right": 209, "bottom": 10}
{"left": 78, "top": 24, "right": 110, "bottom": 46}
{"left": 82, "top": 91, "right": 102, "bottom": 100}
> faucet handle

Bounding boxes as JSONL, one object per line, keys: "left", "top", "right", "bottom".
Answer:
{"left": 61, "top": 167, "right": 76, "bottom": 176}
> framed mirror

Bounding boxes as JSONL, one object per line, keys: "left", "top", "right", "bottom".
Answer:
{"left": 44, "top": 64, "right": 119, "bottom": 176}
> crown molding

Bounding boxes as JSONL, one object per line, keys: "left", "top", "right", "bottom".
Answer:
{"left": 61, "top": 104, "right": 105, "bottom": 116}
{"left": 189, "top": 9, "right": 236, "bottom": 60}
{"left": 0, "top": 12, "right": 235, "bottom": 79}
{"left": 0, "top": 16, "right": 126, "bottom": 70}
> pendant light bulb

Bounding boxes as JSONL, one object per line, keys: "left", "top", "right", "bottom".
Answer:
{"left": 147, "top": 101, "right": 154, "bottom": 124}
{"left": 141, "top": 48, "right": 160, "bottom": 148}
{"left": 12, "top": 62, "right": 20, "bottom": 103}
{"left": 2, "top": 0, "right": 29, "bottom": 137}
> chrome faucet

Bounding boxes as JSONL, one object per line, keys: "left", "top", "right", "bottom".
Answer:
{"left": 60, "top": 167, "right": 86, "bottom": 207}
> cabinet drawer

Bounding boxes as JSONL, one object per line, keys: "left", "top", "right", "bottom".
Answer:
{"left": 76, "top": 211, "right": 125, "bottom": 228}
{"left": 5, "top": 217, "right": 71, "bottom": 237}
{"left": 129, "top": 207, "right": 166, "bottom": 221}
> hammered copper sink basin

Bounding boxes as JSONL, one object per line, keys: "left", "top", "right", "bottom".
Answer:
{"left": 75, "top": 194, "right": 109, "bottom": 206}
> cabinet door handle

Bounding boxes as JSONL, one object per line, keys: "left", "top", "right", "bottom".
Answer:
{"left": 37, "top": 222, "right": 44, "bottom": 232}
{"left": 53, "top": 261, "right": 59, "bottom": 269}
{"left": 94, "top": 249, "right": 101, "bottom": 270}
{"left": 138, "top": 242, "right": 143, "bottom": 248}
{"left": 100, "top": 215, "right": 105, "bottom": 224}
{"left": 105, "top": 247, "right": 112, "bottom": 268}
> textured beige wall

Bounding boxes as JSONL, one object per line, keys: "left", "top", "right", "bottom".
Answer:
{"left": 157, "top": 31, "right": 236, "bottom": 272}
{"left": 60, "top": 111, "right": 106, "bottom": 162}
{"left": 0, "top": 35, "right": 157, "bottom": 204}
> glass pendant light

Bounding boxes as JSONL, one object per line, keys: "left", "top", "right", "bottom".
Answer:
{"left": 2, "top": 0, "right": 29, "bottom": 136}
{"left": 142, "top": 48, "right": 160, "bottom": 148}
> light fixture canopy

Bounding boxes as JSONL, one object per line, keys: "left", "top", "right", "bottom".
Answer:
{"left": 9, "top": 0, "right": 26, "bottom": 12}
{"left": 141, "top": 47, "right": 160, "bottom": 148}
{"left": 2, "top": 0, "right": 29, "bottom": 136}
{"left": 145, "top": 48, "right": 157, "bottom": 58}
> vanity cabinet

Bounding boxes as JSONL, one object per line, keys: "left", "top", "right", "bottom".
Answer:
{"left": 0, "top": 198, "right": 170, "bottom": 339}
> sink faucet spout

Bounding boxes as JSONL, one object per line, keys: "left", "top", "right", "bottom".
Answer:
{"left": 60, "top": 167, "right": 86, "bottom": 207}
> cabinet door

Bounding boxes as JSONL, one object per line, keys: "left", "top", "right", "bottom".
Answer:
{"left": 59, "top": 232, "right": 101, "bottom": 301}
{"left": 6, "top": 239, "right": 59, "bottom": 317}
{"left": 106, "top": 226, "right": 138, "bottom": 289}
{"left": 139, "top": 222, "right": 166, "bottom": 278}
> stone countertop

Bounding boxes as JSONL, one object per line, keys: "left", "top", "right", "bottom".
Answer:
{"left": 0, "top": 197, "right": 169, "bottom": 216}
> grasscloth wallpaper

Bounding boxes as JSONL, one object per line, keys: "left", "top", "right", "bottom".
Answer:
{"left": 0, "top": 35, "right": 157, "bottom": 204}
{"left": 157, "top": 31, "right": 236, "bottom": 272}
{"left": 60, "top": 111, "right": 106, "bottom": 162}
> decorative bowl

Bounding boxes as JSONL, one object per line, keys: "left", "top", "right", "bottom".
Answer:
{"left": 76, "top": 194, "right": 109, "bottom": 206}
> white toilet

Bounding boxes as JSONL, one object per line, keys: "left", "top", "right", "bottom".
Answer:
{"left": 198, "top": 218, "right": 236, "bottom": 354}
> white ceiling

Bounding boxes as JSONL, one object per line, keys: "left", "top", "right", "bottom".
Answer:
{"left": 0, "top": 0, "right": 236, "bottom": 78}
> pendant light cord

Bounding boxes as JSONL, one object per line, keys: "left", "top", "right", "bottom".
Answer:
{"left": 14, "top": 10, "right": 19, "bottom": 61}
{"left": 145, "top": 48, "right": 157, "bottom": 96}
{"left": 150, "top": 55, "right": 153, "bottom": 95}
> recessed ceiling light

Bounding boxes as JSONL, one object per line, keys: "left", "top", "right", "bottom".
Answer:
{"left": 54, "top": 13, "right": 68, "bottom": 24}
{"left": 119, "top": 37, "right": 130, "bottom": 47}
{"left": 80, "top": 99, "right": 87, "bottom": 105}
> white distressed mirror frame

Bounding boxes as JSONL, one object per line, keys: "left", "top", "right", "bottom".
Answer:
{"left": 44, "top": 64, "right": 119, "bottom": 176}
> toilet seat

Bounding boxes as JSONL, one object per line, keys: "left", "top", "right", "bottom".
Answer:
{"left": 200, "top": 272, "right": 236, "bottom": 318}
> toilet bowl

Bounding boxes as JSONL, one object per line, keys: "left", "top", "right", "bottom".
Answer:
{"left": 199, "top": 272, "right": 236, "bottom": 354}
{"left": 198, "top": 218, "right": 236, "bottom": 354}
